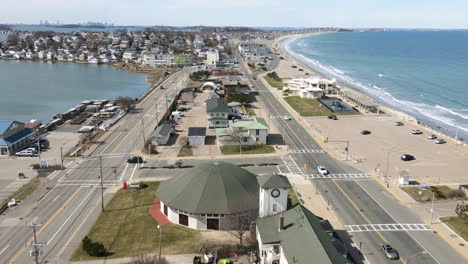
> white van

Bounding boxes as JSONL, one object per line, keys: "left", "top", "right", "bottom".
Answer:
{"left": 15, "top": 150, "right": 35, "bottom": 157}
{"left": 171, "top": 111, "right": 184, "bottom": 118}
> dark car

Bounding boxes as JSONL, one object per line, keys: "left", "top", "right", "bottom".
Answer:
{"left": 401, "top": 154, "right": 415, "bottom": 161}
{"left": 361, "top": 130, "right": 371, "bottom": 135}
{"left": 160, "top": 85, "right": 165, "bottom": 89}
{"left": 379, "top": 243, "right": 399, "bottom": 260}
{"left": 127, "top": 156, "right": 144, "bottom": 163}
{"left": 253, "top": 77, "right": 256, "bottom": 80}
{"left": 328, "top": 115, "right": 338, "bottom": 120}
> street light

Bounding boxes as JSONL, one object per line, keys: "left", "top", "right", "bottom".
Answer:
{"left": 406, "top": 251, "right": 427, "bottom": 264}
{"left": 157, "top": 224, "right": 163, "bottom": 263}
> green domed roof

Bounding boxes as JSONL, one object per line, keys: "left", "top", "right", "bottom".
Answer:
{"left": 156, "top": 162, "right": 259, "bottom": 214}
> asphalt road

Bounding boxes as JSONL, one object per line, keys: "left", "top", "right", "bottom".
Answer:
{"left": 0, "top": 68, "right": 191, "bottom": 264}
{"left": 238, "top": 51, "right": 465, "bottom": 264}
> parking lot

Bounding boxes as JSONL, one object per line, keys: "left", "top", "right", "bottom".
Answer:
{"left": 306, "top": 114, "right": 468, "bottom": 185}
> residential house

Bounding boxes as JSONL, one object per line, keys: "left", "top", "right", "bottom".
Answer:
{"left": 205, "top": 49, "right": 219, "bottom": 66}
{"left": 206, "top": 97, "right": 229, "bottom": 129}
{"left": 188, "top": 127, "right": 206, "bottom": 146}
{"left": 151, "top": 123, "right": 172, "bottom": 146}
{"left": 216, "top": 117, "right": 269, "bottom": 146}
{"left": 283, "top": 78, "right": 337, "bottom": 99}
{"left": 256, "top": 204, "right": 353, "bottom": 264}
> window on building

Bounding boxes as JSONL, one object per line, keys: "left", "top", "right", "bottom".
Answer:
{"left": 273, "top": 204, "right": 277, "bottom": 212}
{"left": 243, "top": 138, "right": 248, "bottom": 143}
{"left": 256, "top": 129, "right": 260, "bottom": 135}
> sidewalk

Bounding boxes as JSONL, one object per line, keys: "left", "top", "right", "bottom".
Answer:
{"left": 71, "top": 254, "right": 194, "bottom": 264}
{"left": 285, "top": 173, "right": 344, "bottom": 230}
{"left": 373, "top": 175, "right": 468, "bottom": 259}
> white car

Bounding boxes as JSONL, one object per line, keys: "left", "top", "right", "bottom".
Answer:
{"left": 15, "top": 150, "right": 35, "bottom": 157}
{"left": 427, "top": 134, "right": 437, "bottom": 139}
{"left": 283, "top": 116, "right": 292, "bottom": 120}
{"left": 317, "top": 166, "right": 329, "bottom": 175}
{"left": 411, "top": 129, "right": 423, "bottom": 135}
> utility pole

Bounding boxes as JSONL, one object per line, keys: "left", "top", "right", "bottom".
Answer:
{"left": 140, "top": 113, "right": 146, "bottom": 147}
{"left": 157, "top": 225, "right": 163, "bottom": 263}
{"left": 99, "top": 155, "right": 104, "bottom": 212}
{"left": 60, "top": 146, "right": 64, "bottom": 169}
{"left": 29, "top": 223, "right": 44, "bottom": 264}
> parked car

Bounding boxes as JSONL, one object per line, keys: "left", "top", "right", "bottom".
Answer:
{"left": 379, "top": 243, "right": 399, "bottom": 260}
{"left": 160, "top": 85, "right": 165, "bottom": 89}
{"left": 394, "top": 121, "right": 404, "bottom": 126}
{"left": 283, "top": 116, "right": 292, "bottom": 120}
{"left": 427, "top": 134, "right": 437, "bottom": 139}
{"left": 298, "top": 68, "right": 304, "bottom": 71}
{"left": 127, "top": 156, "right": 144, "bottom": 163}
{"left": 15, "top": 150, "right": 35, "bottom": 157}
{"left": 25, "top": 147, "right": 38, "bottom": 154}
{"left": 328, "top": 115, "right": 338, "bottom": 120}
{"left": 361, "top": 130, "right": 371, "bottom": 135}
{"left": 401, "top": 154, "right": 415, "bottom": 161}
{"left": 317, "top": 166, "right": 329, "bottom": 175}
{"left": 435, "top": 139, "right": 446, "bottom": 144}
{"left": 252, "top": 77, "right": 256, "bottom": 80}
{"left": 411, "top": 129, "right": 423, "bottom": 135}
{"left": 291, "top": 65, "right": 297, "bottom": 68}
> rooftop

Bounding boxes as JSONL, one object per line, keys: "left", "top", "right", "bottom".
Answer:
{"left": 257, "top": 205, "right": 352, "bottom": 264}
{"left": 206, "top": 97, "right": 229, "bottom": 113}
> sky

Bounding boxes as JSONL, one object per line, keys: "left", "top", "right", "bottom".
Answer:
{"left": 2, "top": 0, "right": 468, "bottom": 29}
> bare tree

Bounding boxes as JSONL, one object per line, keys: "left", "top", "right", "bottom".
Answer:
{"left": 227, "top": 210, "right": 253, "bottom": 245}
{"left": 455, "top": 201, "right": 468, "bottom": 220}
{"left": 225, "top": 128, "right": 246, "bottom": 154}
{"left": 115, "top": 96, "right": 137, "bottom": 112}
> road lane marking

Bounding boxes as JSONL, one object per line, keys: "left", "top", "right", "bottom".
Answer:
{"left": 345, "top": 223, "right": 431, "bottom": 233}
{"left": 52, "top": 195, "right": 60, "bottom": 202}
{"left": 354, "top": 181, "right": 441, "bottom": 263}
{"left": 0, "top": 245, "right": 9, "bottom": 256}
{"left": 99, "top": 131, "right": 123, "bottom": 155}
{"left": 48, "top": 188, "right": 96, "bottom": 243}
{"left": 129, "top": 164, "right": 138, "bottom": 182}
{"left": 8, "top": 187, "right": 83, "bottom": 264}
{"left": 119, "top": 163, "right": 130, "bottom": 182}
{"left": 331, "top": 180, "right": 406, "bottom": 264}
{"left": 307, "top": 173, "right": 370, "bottom": 179}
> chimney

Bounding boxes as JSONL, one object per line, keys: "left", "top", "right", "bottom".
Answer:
{"left": 279, "top": 213, "right": 284, "bottom": 231}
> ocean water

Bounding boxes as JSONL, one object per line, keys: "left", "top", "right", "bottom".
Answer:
{"left": 285, "top": 31, "right": 468, "bottom": 140}
{"left": 0, "top": 60, "right": 150, "bottom": 123}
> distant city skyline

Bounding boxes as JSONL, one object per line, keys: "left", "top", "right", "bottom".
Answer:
{"left": 2, "top": 0, "right": 468, "bottom": 29}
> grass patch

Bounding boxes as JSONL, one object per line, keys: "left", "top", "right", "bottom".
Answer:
{"left": 263, "top": 76, "right": 284, "bottom": 89}
{"left": 221, "top": 145, "right": 275, "bottom": 155}
{"left": 177, "top": 146, "right": 193, "bottom": 157}
{"left": 243, "top": 105, "right": 257, "bottom": 116}
{"left": 440, "top": 216, "right": 468, "bottom": 241}
{"left": 12, "top": 178, "right": 41, "bottom": 202}
{"left": 71, "top": 182, "right": 201, "bottom": 261}
{"left": 288, "top": 188, "right": 300, "bottom": 209}
{"left": 284, "top": 96, "right": 359, "bottom": 117}
{"left": 401, "top": 186, "right": 460, "bottom": 202}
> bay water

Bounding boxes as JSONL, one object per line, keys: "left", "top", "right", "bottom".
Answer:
{"left": 0, "top": 60, "right": 150, "bottom": 123}
{"left": 285, "top": 31, "right": 468, "bottom": 140}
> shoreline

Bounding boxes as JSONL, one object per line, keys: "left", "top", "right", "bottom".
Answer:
{"left": 0, "top": 60, "right": 157, "bottom": 124}
{"left": 273, "top": 33, "right": 467, "bottom": 146}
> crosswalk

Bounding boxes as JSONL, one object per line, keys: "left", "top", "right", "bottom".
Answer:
{"left": 345, "top": 223, "right": 431, "bottom": 233}
{"left": 280, "top": 155, "right": 303, "bottom": 175}
{"left": 307, "top": 173, "right": 370, "bottom": 179}
{"left": 291, "top": 148, "right": 325, "bottom": 154}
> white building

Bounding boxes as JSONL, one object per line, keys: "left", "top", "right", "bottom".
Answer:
{"left": 216, "top": 117, "right": 269, "bottom": 146}
{"left": 206, "top": 97, "right": 229, "bottom": 129}
{"left": 205, "top": 49, "right": 219, "bottom": 66}
{"left": 283, "top": 78, "right": 337, "bottom": 99}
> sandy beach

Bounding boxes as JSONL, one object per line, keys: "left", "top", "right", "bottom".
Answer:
{"left": 261, "top": 33, "right": 468, "bottom": 186}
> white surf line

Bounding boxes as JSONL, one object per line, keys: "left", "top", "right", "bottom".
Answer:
{"left": 129, "top": 164, "right": 138, "bottom": 182}
{"left": 354, "top": 181, "right": 441, "bottom": 264}
{"left": 47, "top": 188, "right": 95, "bottom": 244}
{"left": 0, "top": 245, "right": 9, "bottom": 256}
{"left": 119, "top": 163, "right": 130, "bottom": 182}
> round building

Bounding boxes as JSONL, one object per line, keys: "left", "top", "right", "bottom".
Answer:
{"left": 156, "top": 162, "right": 259, "bottom": 230}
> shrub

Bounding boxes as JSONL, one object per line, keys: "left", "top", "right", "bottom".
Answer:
{"left": 82, "top": 236, "right": 108, "bottom": 257}
{"left": 448, "top": 190, "right": 465, "bottom": 199}
{"left": 429, "top": 186, "right": 446, "bottom": 199}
